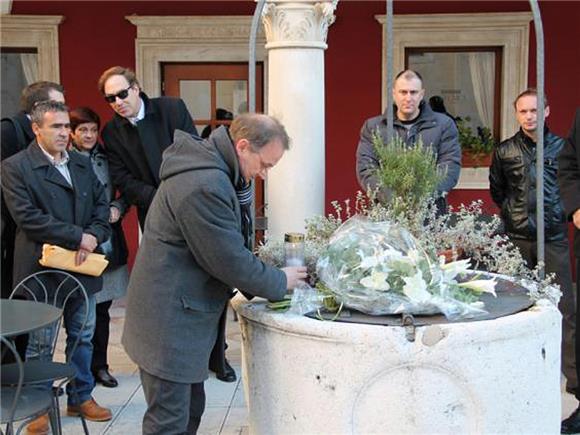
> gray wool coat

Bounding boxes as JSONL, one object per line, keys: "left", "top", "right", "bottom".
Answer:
{"left": 122, "top": 127, "right": 287, "bottom": 384}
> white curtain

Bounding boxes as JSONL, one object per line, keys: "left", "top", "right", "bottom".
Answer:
{"left": 20, "top": 53, "right": 39, "bottom": 85}
{"left": 468, "top": 52, "right": 494, "bottom": 129}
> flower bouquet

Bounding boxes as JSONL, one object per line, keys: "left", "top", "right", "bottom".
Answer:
{"left": 316, "top": 216, "right": 497, "bottom": 320}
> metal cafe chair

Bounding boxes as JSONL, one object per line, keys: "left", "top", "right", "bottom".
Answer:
{"left": 1, "top": 270, "right": 91, "bottom": 435}
{"left": 0, "top": 336, "right": 54, "bottom": 435}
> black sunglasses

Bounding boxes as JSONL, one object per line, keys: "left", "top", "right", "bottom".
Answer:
{"left": 104, "top": 86, "right": 132, "bottom": 103}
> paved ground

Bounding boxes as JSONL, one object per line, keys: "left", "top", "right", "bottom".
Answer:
{"left": 41, "top": 299, "right": 579, "bottom": 434}
{"left": 52, "top": 299, "right": 248, "bottom": 435}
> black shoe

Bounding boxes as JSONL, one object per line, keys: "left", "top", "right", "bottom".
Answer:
{"left": 94, "top": 368, "right": 118, "bottom": 388}
{"left": 562, "top": 406, "right": 580, "bottom": 434}
{"left": 215, "top": 360, "right": 237, "bottom": 383}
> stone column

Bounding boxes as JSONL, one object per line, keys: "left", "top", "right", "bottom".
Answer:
{"left": 262, "top": 0, "right": 337, "bottom": 239}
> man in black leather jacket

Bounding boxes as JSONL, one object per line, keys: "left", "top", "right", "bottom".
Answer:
{"left": 489, "top": 88, "right": 575, "bottom": 393}
{"left": 559, "top": 107, "right": 580, "bottom": 434}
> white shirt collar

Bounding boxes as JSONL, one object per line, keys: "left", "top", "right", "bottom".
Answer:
{"left": 129, "top": 97, "right": 145, "bottom": 125}
{"left": 37, "top": 142, "right": 69, "bottom": 166}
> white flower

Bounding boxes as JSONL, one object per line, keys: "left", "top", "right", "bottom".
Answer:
{"left": 458, "top": 279, "right": 497, "bottom": 297}
{"left": 407, "top": 248, "right": 422, "bottom": 264}
{"left": 385, "top": 249, "right": 411, "bottom": 264}
{"left": 360, "top": 270, "right": 390, "bottom": 291}
{"left": 357, "top": 249, "right": 379, "bottom": 270}
{"left": 402, "top": 270, "right": 432, "bottom": 303}
{"left": 441, "top": 258, "right": 472, "bottom": 280}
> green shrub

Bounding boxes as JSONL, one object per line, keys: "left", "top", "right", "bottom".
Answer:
{"left": 372, "top": 130, "right": 444, "bottom": 219}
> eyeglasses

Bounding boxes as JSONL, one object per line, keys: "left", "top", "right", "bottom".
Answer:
{"left": 104, "top": 86, "right": 132, "bottom": 103}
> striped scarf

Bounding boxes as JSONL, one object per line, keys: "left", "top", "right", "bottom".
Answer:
{"left": 235, "top": 179, "right": 253, "bottom": 251}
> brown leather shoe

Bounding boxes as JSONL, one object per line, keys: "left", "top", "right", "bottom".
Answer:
{"left": 67, "top": 398, "right": 112, "bottom": 421}
{"left": 26, "top": 414, "right": 49, "bottom": 434}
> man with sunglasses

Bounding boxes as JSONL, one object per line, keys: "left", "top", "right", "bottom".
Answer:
{"left": 99, "top": 66, "right": 237, "bottom": 383}
{"left": 98, "top": 66, "right": 197, "bottom": 230}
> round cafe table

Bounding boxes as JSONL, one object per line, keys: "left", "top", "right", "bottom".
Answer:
{"left": 1, "top": 299, "right": 62, "bottom": 337}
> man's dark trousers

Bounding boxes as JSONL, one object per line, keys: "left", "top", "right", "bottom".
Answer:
{"left": 512, "top": 238, "right": 576, "bottom": 388}
{"left": 140, "top": 368, "right": 205, "bottom": 435}
{"left": 575, "top": 258, "right": 580, "bottom": 401}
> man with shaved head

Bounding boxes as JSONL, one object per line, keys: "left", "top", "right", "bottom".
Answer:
{"left": 356, "top": 69, "right": 461, "bottom": 212}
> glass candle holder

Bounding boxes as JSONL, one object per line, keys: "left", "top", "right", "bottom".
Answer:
{"left": 284, "top": 232, "right": 305, "bottom": 267}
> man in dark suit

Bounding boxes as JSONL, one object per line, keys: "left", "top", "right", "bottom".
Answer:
{"left": 98, "top": 66, "right": 198, "bottom": 229}
{"left": 1, "top": 81, "right": 65, "bottom": 296}
{"left": 98, "top": 66, "right": 236, "bottom": 382}
{"left": 559, "top": 107, "right": 580, "bottom": 434}
{"left": 2, "top": 101, "right": 112, "bottom": 433}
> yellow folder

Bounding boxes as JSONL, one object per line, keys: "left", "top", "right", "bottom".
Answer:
{"left": 39, "top": 244, "right": 109, "bottom": 277}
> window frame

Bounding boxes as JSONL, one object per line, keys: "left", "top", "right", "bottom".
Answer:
{"left": 0, "top": 14, "right": 63, "bottom": 83}
{"left": 405, "top": 46, "right": 503, "bottom": 141}
{"left": 375, "top": 12, "right": 533, "bottom": 189}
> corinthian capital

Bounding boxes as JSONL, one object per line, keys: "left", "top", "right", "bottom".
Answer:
{"left": 262, "top": 0, "right": 338, "bottom": 50}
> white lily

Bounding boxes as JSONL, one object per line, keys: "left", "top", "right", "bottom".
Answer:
{"left": 357, "top": 249, "right": 379, "bottom": 269}
{"left": 458, "top": 279, "right": 497, "bottom": 297}
{"left": 378, "top": 246, "right": 402, "bottom": 260}
{"left": 407, "top": 248, "right": 422, "bottom": 264}
{"left": 360, "top": 270, "right": 390, "bottom": 291}
{"left": 402, "top": 270, "right": 432, "bottom": 303}
{"left": 440, "top": 258, "right": 472, "bottom": 280}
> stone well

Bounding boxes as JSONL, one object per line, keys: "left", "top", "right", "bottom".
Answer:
{"left": 232, "top": 291, "right": 561, "bottom": 435}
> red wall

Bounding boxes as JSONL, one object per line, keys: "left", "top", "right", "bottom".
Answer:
{"left": 10, "top": 0, "right": 580, "bottom": 267}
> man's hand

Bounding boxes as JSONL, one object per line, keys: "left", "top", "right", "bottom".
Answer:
{"left": 281, "top": 266, "right": 308, "bottom": 290}
{"left": 573, "top": 209, "right": 580, "bottom": 230}
{"left": 75, "top": 249, "right": 90, "bottom": 266}
{"left": 80, "top": 233, "right": 98, "bottom": 253}
{"left": 109, "top": 206, "right": 121, "bottom": 223}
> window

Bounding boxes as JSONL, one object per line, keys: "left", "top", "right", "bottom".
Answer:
{"left": 406, "top": 47, "right": 502, "bottom": 141}
{"left": 162, "top": 62, "right": 266, "bottom": 244}
{"left": 375, "top": 12, "right": 532, "bottom": 188}
{"left": 163, "top": 63, "right": 263, "bottom": 137}
{"left": 1, "top": 48, "right": 38, "bottom": 117}
{"left": 0, "top": 15, "right": 62, "bottom": 117}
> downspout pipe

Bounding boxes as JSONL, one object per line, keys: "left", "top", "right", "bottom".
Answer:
{"left": 530, "top": 0, "right": 546, "bottom": 279}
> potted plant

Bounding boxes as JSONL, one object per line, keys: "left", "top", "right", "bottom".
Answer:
{"left": 457, "top": 117, "right": 495, "bottom": 167}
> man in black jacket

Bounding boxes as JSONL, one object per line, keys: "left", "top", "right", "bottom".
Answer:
{"left": 98, "top": 66, "right": 197, "bottom": 229}
{"left": 559, "top": 107, "right": 580, "bottom": 434}
{"left": 489, "top": 89, "right": 575, "bottom": 394}
{"left": 356, "top": 69, "right": 461, "bottom": 212}
{"left": 2, "top": 101, "right": 112, "bottom": 433}
{"left": 1, "top": 81, "right": 65, "bottom": 296}
{"left": 98, "top": 67, "right": 236, "bottom": 382}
